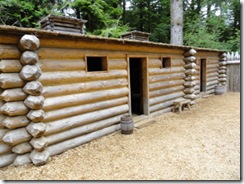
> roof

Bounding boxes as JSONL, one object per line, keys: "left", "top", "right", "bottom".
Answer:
{"left": 39, "top": 14, "right": 87, "bottom": 25}
{"left": 0, "top": 25, "right": 226, "bottom": 53}
{"left": 120, "top": 30, "right": 151, "bottom": 37}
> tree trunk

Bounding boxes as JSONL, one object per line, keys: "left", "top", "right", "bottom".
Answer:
{"left": 170, "top": 0, "right": 183, "bottom": 45}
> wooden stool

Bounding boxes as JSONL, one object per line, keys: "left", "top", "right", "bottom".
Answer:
{"left": 172, "top": 99, "right": 191, "bottom": 113}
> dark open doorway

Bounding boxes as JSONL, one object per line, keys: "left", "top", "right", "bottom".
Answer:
{"left": 200, "top": 59, "right": 207, "bottom": 92}
{"left": 129, "top": 58, "right": 143, "bottom": 115}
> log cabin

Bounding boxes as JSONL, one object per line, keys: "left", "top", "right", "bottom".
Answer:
{"left": 0, "top": 25, "right": 227, "bottom": 167}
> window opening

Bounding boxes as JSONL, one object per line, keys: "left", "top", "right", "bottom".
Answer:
{"left": 87, "top": 57, "right": 108, "bottom": 72}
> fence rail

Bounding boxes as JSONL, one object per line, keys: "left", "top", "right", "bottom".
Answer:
{"left": 226, "top": 51, "right": 240, "bottom": 92}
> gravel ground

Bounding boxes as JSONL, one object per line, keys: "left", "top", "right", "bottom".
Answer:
{"left": 0, "top": 92, "right": 240, "bottom": 180}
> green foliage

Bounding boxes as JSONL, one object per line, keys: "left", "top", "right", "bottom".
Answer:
{"left": 0, "top": 0, "right": 240, "bottom": 51}
{"left": 0, "top": 0, "right": 62, "bottom": 27}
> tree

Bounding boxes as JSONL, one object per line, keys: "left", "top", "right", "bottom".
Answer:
{"left": 170, "top": 0, "right": 183, "bottom": 45}
{"left": 0, "top": 0, "right": 63, "bottom": 27}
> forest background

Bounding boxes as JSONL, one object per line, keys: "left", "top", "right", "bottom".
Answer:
{"left": 0, "top": 0, "right": 240, "bottom": 52}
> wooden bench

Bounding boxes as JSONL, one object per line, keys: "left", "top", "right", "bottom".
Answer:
{"left": 172, "top": 99, "right": 191, "bottom": 113}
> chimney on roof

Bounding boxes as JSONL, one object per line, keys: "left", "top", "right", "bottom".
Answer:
{"left": 39, "top": 14, "right": 87, "bottom": 34}
{"left": 120, "top": 30, "right": 151, "bottom": 41}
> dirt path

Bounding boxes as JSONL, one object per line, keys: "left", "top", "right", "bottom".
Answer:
{"left": 0, "top": 93, "right": 240, "bottom": 180}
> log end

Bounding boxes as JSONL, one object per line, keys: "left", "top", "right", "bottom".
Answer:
{"left": 29, "top": 150, "right": 50, "bottom": 166}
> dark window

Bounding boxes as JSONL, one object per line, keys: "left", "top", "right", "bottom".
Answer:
{"left": 87, "top": 57, "right": 108, "bottom": 72}
{"left": 162, "top": 57, "right": 171, "bottom": 68}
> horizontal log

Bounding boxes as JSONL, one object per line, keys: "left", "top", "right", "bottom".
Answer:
{"left": 149, "top": 91, "right": 184, "bottom": 106}
{"left": 184, "top": 81, "right": 196, "bottom": 88}
{"left": 184, "top": 94, "right": 196, "bottom": 100}
{"left": 41, "top": 21, "right": 84, "bottom": 28}
{"left": 24, "top": 95, "right": 44, "bottom": 110}
{"left": 23, "top": 81, "right": 43, "bottom": 96}
{"left": 148, "top": 67, "right": 185, "bottom": 75}
{"left": 218, "top": 74, "right": 227, "bottom": 78}
{"left": 19, "top": 65, "right": 42, "bottom": 81}
{"left": 0, "top": 44, "right": 21, "bottom": 59}
{"left": 38, "top": 59, "right": 86, "bottom": 72}
{"left": 149, "top": 85, "right": 184, "bottom": 98}
{"left": 18, "top": 34, "right": 40, "bottom": 51}
{"left": 0, "top": 88, "right": 27, "bottom": 102}
{"left": 42, "top": 78, "right": 128, "bottom": 98}
{"left": 219, "top": 57, "right": 227, "bottom": 61}
{"left": 2, "top": 128, "right": 31, "bottom": 146}
{"left": 47, "top": 124, "right": 120, "bottom": 156}
{"left": 12, "top": 142, "right": 32, "bottom": 154}
{"left": 0, "top": 129, "right": 8, "bottom": 142}
{"left": 148, "top": 59, "right": 184, "bottom": 68}
{"left": 184, "top": 88, "right": 195, "bottom": 94}
{"left": 27, "top": 109, "right": 45, "bottom": 122}
{"left": 218, "top": 78, "right": 227, "bottom": 82}
{"left": 149, "top": 73, "right": 186, "bottom": 83}
{"left": 43, "top": 87, "right": 128, "bottom": 111}
{"left": 185, "top": 69, "right": 197, "bottom": 76}
{"left": 150, "top": 99, "right": 177, "bottom": 113}
{"left": 219, "top": 70, "right": 226, "bottom": 74}
{"left": 207, "top": 76, "right": 218, "bottom": 83}
{"left": 207, "top": 86, "right": 217, "bottom": 92}
{"left": 0, "top": 153, "right": 17, "bottom": 168}
{"left": 0, "top": 60, "right": 22, "bottom": 73}
{"left": 219, "top": 53, "right": 227, "bottom": 58}
{"left": 26, "top": 122, "right": 46, "bottom": 138}
{"left": 183, "top": 56, "right": 196, "bottom": 63}
{"left": 207, "top": 63, "right": 219, "bottom": 69}
{"left": 13, "top": 153, "right": 31, "bottom": 166}
{"left": 150, "top": 106, "right": 172, "bottom": 116}
{"left": 171, "top": 59, "right": 185, "bottom": 67}
{"left": 109, "top": 59, "right": 127, "bottom": 70}
{"left": 2, "top": 116, "right": 29, "bottom": 129}
{"left": 0, "top": 143, "right": 11, "bottom": 155}
{"left": 29, "top": 150, "right": 50, "bottom": 166}
{"left": 148, "top": 59, "right": 161, "bottom": 68}
{"left": 185, "top": 63, "right": 196, "bottom": 69}
{"left": 39, "top": 70, "right": 127, "bottom": 86}
{"left": 44, "top": 104, "right": 129, "bottom": 136}
{"left": 185, "top": 76, "right": 196, "bottom": 81}
{"left": 1, "top": 102, "right": 29, "bottom": 116}
{"left": 207, "top": 68, "right": 219, "bottom": 74}
{"left": 219, "top": 66, "right": 227, "bottom": 70}
{"left": 47, "top": 115, "right": 121, "bottom": 145}
{"left": 149, "top": 80, "right": 184, "bottom": 91}
{"left": 184, "top": 49, "right": 197, "bottom": 57}
{"left": 20, "top": 51, "right": 39, "bottom": 65}
{"left": 44, "top": 96, "right": 128, "bottom": 122}
{"left": 207, "top": 72, "right": 219, "bottom": 78}
{"left": 43, "top": 25, "right": 82, "bottom": 33}
{"left": 0, "top": 116, "right": 6, "bottom": 129}
{"left": 30, "top": 136, "right": 48, "bottom": 151}
{"left": 37, "top": 47, "right": 85, "bottom": 59}
{"left": 219, "top": 61, "right": 227, "bottom": 66}
{"left": 0, "top": 73, "right": 25, "bottom": 89}
{"left": 207, "top": 81, "right": 218, "bottom": 87}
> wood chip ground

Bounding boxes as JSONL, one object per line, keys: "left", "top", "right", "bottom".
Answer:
{"left": 0, "top": 92, "right": 240, "bottom": 180}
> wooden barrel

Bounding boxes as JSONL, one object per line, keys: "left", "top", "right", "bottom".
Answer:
{"left": 215, "top": 85, "right": 225, "bottom": 95}
{"left": 120, "top": 115, "right": 134, "bottom": 134}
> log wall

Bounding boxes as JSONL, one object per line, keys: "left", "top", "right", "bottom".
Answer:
{"left": 195, "top": 52, "right": 221, "bottom": 95}
{"left": 38, "top": 52, "right": 129, "bottom": 157}
{"left": 0, "top": 27, "right": 224, "bottom": 168}
{"left": 148, "top": 57, "right": 185, "bottom": 113}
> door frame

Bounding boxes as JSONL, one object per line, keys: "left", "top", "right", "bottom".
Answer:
{"left": 200, "top": 58, "right": 207, "bottom": 92}
{"left": 127, "top": 56, "right": 149, "bottom": 115}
